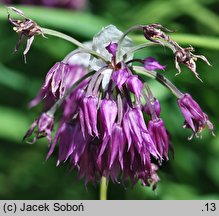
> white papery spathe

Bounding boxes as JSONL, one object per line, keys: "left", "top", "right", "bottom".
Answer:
{"left": 90, "top": 25, "right": 133, "bottom": 71}
{"left": 66, "top": 25, "right": 134, "bottom": 91}
{"left": 66, "top": 42, "right": 93, "bottom": 67}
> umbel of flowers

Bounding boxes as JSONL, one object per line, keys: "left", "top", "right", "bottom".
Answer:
{"left": 8, "top": 7, "right": 214, "bottom": 189}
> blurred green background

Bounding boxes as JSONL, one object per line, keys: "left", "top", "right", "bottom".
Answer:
{"left": 0, "top": 0, "right": 219, "bottom": 200}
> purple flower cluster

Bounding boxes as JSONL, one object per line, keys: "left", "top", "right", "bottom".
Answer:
{"left": 2, "top": 0, "right": 87, "bottom": 10}
{"left": 29, "top": 62, "right": 86, "bottom": 109}
{"left": 24, "top": 41, "right": 167, "bottom": 188}
{"left": 15, "top": 21, "right": 213, "bottom": 189}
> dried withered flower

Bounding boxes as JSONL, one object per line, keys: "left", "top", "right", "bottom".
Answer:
{"left": 7, "top": 7, "right": 44, "bottom": 62}
{"left": 174, "top": 45, "right": 211, "bottom": 82}
{"left": 142, "top": 24, "right": 210, "bottom": 81}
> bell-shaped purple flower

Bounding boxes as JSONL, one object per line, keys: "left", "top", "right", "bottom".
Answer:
{"left": 148, "top": 118, "right": 169, "bottom": 159}
{"left": 97, "top": 123, "right": 126, "bottom": 171}
{"left": 126, "top": 75, "right": 143, "bottom": 100}
{"left": 144, "top": 57, "right": 166, "bottom": 71}
{"left": 63, "top": 84, "right": 86, "bottom": 121}
{"left": 79, "top": 96, "right": 99, "bottom": 137}
{"left": 145, "top": 98, "right": 161, "bottom": 117}
{"left": 111, "top": 67, "right": 129, "bottom": 90}
{"left": 23, "top": 112, "right": 54, "bottom": 144}
{"left": 46, "top": 121, "right": 86, "bottom": 166}
{"left": 178, "top": 93, "right": 214, "bottom": 137}
{"left": 105, "top": 42, "right": 118, "bottom": 57}
{"left": 108, "top": 127, "right": 120, "bottom": 169}
{"left": 97, "top": 99, "right": 118, "bottom": 165}
{"left": 123, "top": 107, "right": 160, "bottom": 160}
{"left": 29, "top": 62, "right": 86, "bottom": 108}
{"left": 99, "top": 99, "right": 118, "bottom": 136}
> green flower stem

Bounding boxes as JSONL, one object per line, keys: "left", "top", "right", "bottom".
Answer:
{"left": 100, "top": 176, "right": 108, "bottom": 200}
{"left": 86, "top": 66, "right": 108, "bottom": 96}
{"left": 41, "top": 27, "right": 85, "bottom": 48}
{"left": 131, "top": 34, "right": 219, "bottom": 51}
{"left": 123, "top": 42, "right": 156, "bottom": 60}
{"left": 123, "top": 41, "right": 175, "bottom": 60}
{"left": 133, "top": 66, "right": 183, "bottom": 98}
{"left": 47, "top": 71, "right": 94, "bottom": 116}
{"left": 116, "top": 25, "right": 143, "bottom": 62}
{"left": 117, "top": 25, "right": 142, "bottom": 46}
{"left": 63, "top": 49, "right": 108, "bottom": 65}
{"left": 41, "top": 27, "right": 108, "bottom": 62}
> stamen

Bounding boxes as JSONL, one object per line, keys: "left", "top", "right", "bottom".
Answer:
{"left": 86, "top": 67, "right": 108, "bottom": 96}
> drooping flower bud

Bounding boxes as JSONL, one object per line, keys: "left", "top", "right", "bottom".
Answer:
{"left": 123, "top": 107, "right": 160, "bottom": 160}
{"left": 29, "top": 62, "right": 86, "bottom": 109}
{"left": 178, "top": 93, "right": 214, "bottom": 138}
{"left": 104, "top": 123, "right": 127, "bottom": 169}
{"left": 145, "top": 98, "right": 161, "bottom": 117}
{"left": 126, "top": 75, "right": 143, "bottom": 100}
{"left": 105, "top": 42, "right": 118, "bottom": 57}
{"left": 79, "top": 96, "right": 99, "bottom": 137}
{"left": 143, "top": 57, "right": 166, "bottom": 71}
{"left": 99, "top": 99, "right": 118, "bottom": 136}
{"left": 148, "top": 118, "right": 170, "bottom": 160}
{"left": 111, "top": 67, "right": 129, "bottom": 90}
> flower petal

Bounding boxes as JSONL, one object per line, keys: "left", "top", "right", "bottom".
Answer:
{"left": 111, "top": 68, "right": 129, "bottom": 90}
{"left": 144, "top": 57, "right": 166, "bottom": 71}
